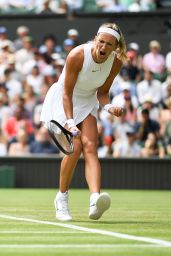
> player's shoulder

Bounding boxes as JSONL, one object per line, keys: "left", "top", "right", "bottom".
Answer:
{"left": 67, "top": 44, "right": 85, "bottom": 60}
{"left": 66, "top": 44, "right": 85, "bottom": 70}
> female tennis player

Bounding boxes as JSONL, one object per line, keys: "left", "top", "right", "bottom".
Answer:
{"left": 40, "top": 23, "right": 127, "bottom": 221}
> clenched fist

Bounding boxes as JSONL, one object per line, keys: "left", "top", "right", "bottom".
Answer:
{"left": 108, "top": 107, "right": 125, "bottom": 117}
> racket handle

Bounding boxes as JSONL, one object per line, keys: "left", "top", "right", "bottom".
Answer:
{"left": 72, "top": 131, "right": 78, "bottom": 136}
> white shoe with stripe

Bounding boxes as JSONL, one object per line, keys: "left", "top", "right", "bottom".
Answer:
{"left": 89, "top": 192, "right": 111, "bottom": 220}
{"left": 54, "top": 192, "right": 72, "bottom": 221}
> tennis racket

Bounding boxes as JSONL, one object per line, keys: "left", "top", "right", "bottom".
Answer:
{"left": 47, "top": 120, "right": 78, "bottom": 155}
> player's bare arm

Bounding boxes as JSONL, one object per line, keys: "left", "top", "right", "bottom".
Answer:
{"left": 97, "top": 56, "right": 124, "bottom": 117}
{"left": 97, "top": 56, "right": 122, "bottom": 102}
{"left": 63, "top": 45, "right": 84, "bottom": 120}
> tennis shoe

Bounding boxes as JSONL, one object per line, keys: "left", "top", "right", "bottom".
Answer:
{"left": 89, "top": 192, "right": 111, "bottom": 220}
{"left": 54, "top": 191, "right": 72, "bottom": 221}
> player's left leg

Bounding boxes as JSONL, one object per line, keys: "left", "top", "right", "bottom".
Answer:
{"left": 80, "top": 114, "right": 111, "bottom": 220}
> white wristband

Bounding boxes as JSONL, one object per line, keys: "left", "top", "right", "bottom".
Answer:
{"left": 66, "top": 119, "right": 75, "bottom": 129}
{"left": 104, "top": 104, "right": 114, "bottom": 112}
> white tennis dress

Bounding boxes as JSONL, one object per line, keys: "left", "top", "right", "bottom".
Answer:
{"left": 40, "top": 43, "right": 115, "bottom": 126}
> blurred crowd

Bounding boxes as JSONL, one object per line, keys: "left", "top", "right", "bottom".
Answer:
{"left": 0, "top": 0, "right": 168, "bottom": 14}
{"left": 0, "top": 24, "right": 171, "bottom": 158}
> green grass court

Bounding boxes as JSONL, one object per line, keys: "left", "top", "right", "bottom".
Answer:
{"left": 0, "top": 189, "right": 171, "bottom": 255}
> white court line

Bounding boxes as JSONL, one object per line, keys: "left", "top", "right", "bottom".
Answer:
{"left": 0, "top": 244, "right": 168, "bottom": 249}
{"left": 0, "top": 231, "right": 85, "bottom": 234}
{"left": 0, "top": 214, "right": 171, "bottom": 247}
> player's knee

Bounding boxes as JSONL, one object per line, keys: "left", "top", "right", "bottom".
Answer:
{"left": 83, "top": 140, "right": 97, "bottom": 154}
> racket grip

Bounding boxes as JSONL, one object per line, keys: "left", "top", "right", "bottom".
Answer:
{"left": 72, "top": 131, "right": 78, "bottom": 136}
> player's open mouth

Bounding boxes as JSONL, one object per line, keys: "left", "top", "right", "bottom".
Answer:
{"left": 100, "top": 51, "right": 105, "bottom": 56}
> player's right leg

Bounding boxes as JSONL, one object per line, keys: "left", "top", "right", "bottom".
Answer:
{"left": 54, "top": 138, "right": 82, "bottom": 221}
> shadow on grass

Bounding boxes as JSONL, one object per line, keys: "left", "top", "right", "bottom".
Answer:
{"left": 71, "top": 220, "right": 170, "bottom": 225}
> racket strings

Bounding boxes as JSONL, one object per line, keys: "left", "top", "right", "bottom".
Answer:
{"left": 48, "top": 120, "right": 74, "bottom": 155}
{"left": 56, "top": 132, "right": 72, "bottom": 152}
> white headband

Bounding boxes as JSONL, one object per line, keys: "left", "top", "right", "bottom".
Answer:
{"left": 97, "top": 27, "right": 120, "bottom": 42}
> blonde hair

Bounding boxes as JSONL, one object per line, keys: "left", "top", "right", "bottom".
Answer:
{"left": 99, "top": 23, "right": 128, "bottom": 62}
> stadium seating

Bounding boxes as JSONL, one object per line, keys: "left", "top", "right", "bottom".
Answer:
{"left": 82, "top": 0, "right": 100, "bottom": 13}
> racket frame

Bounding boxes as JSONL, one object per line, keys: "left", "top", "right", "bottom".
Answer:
{"left": 48, "top": 120, "right": 74, "bottom": 155}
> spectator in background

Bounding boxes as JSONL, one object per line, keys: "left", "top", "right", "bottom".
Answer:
{"left": 122, "top": 50, "right": 141, "bottom": 84}
{"left": 112, "top": 81, "right": 139, "bottom": 109}
{"left": 7, "top": 55, "right": 22, "bottom": 82}
{"left": 0, "top": 40, "right": 14, "bottom": 65}
{"left": 127, "top": 42, "right": 143, "bottom": 70}
{"left": 128, "top": 0, "right": 156, "bottom": 11}
{"left": 2, "top": 104, "right": 34, "bottom": 141}
{"left": 39, "top": 34, "right": 61, "bottom": 64}
{"left": 137, "top": 70, "right": 162, "bottom": 106}
{"left": 35, "top": 82, "right": 49, "bottom": 105}
{"left": 61, "top": 38, "right": 76, "bottom": 59}
{"left": 15, "top": 36, "right": 34, "bottom": 75}
{"left": 14, "top": 25, "right": 30, "bottom": 50}
{"left": 141, "top": 132, "right": 165, "bottom": 158}
{"left": 23, "top": 83, "right": 37, "bottom": 117}
{"left": 52, "top": 57, "right": 65, "bottom": 81}
{"left": 136, "top": 108, "right": 160, "bottom": 144}
{"left": 42, "top": 64, "right": 56, "bottom": 86}
{"left": 119, "top": 0, "right": 134, "bottom": 10}
{"left": 96, "top": 0, "right": 124, "bottom": 12}
{"left": 123, "top": 94, "right": 138, "bottom": 125}
{"left": 8, "top": 128, "right": 30, "bottom": 156}
{"left": 39, "top": 0, "right": 56, "bottom": 14}
{"left": 25, "top": 65, "right": 44, "bottom": 95}
{"left": 67, "top": 28, "right": 79, "bottom": 46}
{"left": 143, "top": 40, "right": 166, "bottom": 81}
{"left": 0, "top": 40, "right": 15, "bottom": 80}
{"left": 0, "top": 26, "right": 7, "bottom": 44}
{"left": 61, "top": 0, "right": 84, "bottom": 14}
{"left": 128, "top": 0, "right": 141, "bottom": 11}
{"left": 29, "top": 125, "right": 59, "bottom": 154}
{"left": 137, "top": 95, "right": 160, "bottom": 122}
{"left": 140, "top": 0, "right": 156, "bottom": 10}
{"left": 110, "top": 46, "right": 140, "bottom": 97}
{"left": 112, "top": 111, "right": 134, "bottom": 143}
{"left": 119, "top": 67, "right": 137, "bottom": 96}
{"left": 0, "top": 26, "right": 15, "bottom": 53}
{"left": 35, "top": 0, "right": 66, "bottom": 14}
{"left": 3, "top": 68, "right": 23, "bottom": 99}
{"left": 9, "top": 94, "right": 31, "bottom": 119}
{"left": 113, "top": 125, "right": 141, "bottom": 157}
{"left": 22, "top": 48, "right": 47, "bottom": 76}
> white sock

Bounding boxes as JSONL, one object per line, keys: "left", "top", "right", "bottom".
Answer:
{"left": 90, "top": 192, "right": 100, "bottom": 205}
{"left": 57, "top": 190, "right": 68, "bottom": 198}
